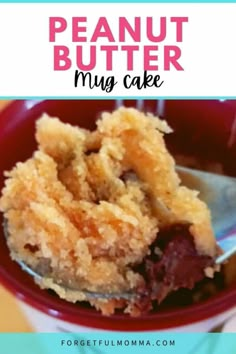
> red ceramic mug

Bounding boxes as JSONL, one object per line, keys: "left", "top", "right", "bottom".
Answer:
{"left": 0, "top": 99, "right": 235, "bottom": 332}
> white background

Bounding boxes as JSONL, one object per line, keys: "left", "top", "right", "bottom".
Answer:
{"left": 0, "top": 3, "right": 236, "bottom": 97}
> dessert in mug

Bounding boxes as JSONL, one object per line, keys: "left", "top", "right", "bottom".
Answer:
{"left": 0, "top": 108, "right": 220, "bottom": 316}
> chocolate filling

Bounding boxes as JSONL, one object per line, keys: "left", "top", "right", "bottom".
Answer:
{"left": 134, "top": 224, "right": 214, "bottom": 311}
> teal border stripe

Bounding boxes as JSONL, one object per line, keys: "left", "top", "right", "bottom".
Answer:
{"left": 0, "top": 96, "right": 234, "bottom": 99}
{"left": 1, "top": 1, "right": 236, "bottom": 3}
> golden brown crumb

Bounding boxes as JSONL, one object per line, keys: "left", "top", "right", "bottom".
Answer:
{"left": 0, "top": 107, "right": 218, "bottom": 315}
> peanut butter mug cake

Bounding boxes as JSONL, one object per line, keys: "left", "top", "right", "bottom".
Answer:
{"left": 0, "top": 108, "right": 220, "bottom": 316}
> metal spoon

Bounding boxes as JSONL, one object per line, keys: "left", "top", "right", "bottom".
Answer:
{"left": 5, "top": 166, "right": 236, "bottom": 300}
